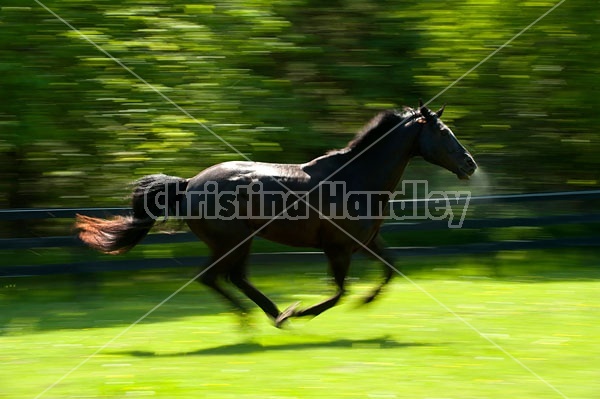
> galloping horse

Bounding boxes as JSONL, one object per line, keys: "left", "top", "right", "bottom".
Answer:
{"left": 76, "top": 103, "right": 477, "bottom": 327}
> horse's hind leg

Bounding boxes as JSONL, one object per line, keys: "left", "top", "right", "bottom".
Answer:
{"left": 229, "top": 270, "right": 281, "bottom": 322}
{"left": 361, "top": 235, "right": 396, "bottom": 304}
{"left": 199, "top": 239, "right": 282, "bottom": 323}
{"left": 275, "top": 246, "right": 351, "bottom": 327}
{"left": 198, "top": 254, "right": 250, "bottom": 316}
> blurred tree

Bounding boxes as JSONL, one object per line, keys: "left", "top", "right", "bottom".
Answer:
{"left": 0, "top": 0, "right": 598, "bottom": 221}
{"left": 410, "top": 0, "right": 600, "bottom": 191}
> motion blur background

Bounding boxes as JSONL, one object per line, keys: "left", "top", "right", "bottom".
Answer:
{"left": 0, "top": 0, "right": 598, "bottom": 227}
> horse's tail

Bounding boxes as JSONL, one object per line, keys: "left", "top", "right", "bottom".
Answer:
{"left": 75, "top": 174, "right": 188, "bottom": 255}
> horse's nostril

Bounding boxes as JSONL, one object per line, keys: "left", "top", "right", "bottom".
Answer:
{"left": 466, "top": 158, "right": 476, "bottom": 167}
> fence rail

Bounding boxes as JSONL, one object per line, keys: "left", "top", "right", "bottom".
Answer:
{"left": 1, "top": 190, "right": 599, "bottom": 277}
{"left": 2, "top": 189, "right": 600, "bottom": 221}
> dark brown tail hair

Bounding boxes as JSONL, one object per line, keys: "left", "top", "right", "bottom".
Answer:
{"left": 75, "top": 174, "right": 188, "bottom": 254}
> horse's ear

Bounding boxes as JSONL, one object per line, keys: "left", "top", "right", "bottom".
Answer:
{"left": 436, "top": 104, "right": 446, "bottom": 118}
{"left": 418, "top": 98, "right": 424, "bottom": 108}
{"left": 419, "top": 103, "right": 434, "bottom": 122}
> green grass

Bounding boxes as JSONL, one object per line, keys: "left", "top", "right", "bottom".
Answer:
{"left": 1, "top": 250, "right": 599, "bottom": 398}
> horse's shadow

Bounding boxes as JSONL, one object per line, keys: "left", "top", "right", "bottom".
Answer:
{"left": 117, "top": 336, "right": 431, "bottom": 358}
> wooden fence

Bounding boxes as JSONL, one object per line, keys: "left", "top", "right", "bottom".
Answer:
{"left": 1, "top": 190, "right": 599, "bottom": 277}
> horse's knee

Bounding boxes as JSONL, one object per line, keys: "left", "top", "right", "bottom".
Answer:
{"left": 227, "top": 270, "right": 247, "bottom": 285}
{"left": 198, "top": 270, "right": 218, "bottom": 287}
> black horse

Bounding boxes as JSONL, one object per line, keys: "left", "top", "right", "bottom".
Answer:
{"left": 76, "top": 103, "right": 477, "bottom": 327}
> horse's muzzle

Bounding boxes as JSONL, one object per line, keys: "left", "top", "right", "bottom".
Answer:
{"left": 457, "top": 154, "right": 477, "bottom": 180}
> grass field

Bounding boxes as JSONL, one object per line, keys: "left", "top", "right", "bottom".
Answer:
{"left": 1, "top": 249, "right": 599, "bottom": 398}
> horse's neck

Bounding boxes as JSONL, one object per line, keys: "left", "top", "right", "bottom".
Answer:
{"left": 309, "top": 124, "right": 419, "bottom": 192}
{"left": 359, "top": 144, "right": 414, "bottom": 193}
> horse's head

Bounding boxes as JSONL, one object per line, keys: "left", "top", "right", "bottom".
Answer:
{"left": 415, "top": 103, "right": 477, "bottom": 180}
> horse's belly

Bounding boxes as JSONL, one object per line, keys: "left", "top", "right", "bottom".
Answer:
{"left": 254, "top": 219, "right": 321, "bottom": 248}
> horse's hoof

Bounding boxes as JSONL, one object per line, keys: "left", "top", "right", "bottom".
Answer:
{"left": 275, "top": 301, "right": 300, "bottom": 328}
{"left": 362, "top": 294, "right": 376, "bottom": 305}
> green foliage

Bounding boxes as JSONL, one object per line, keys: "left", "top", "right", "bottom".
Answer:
{"left": 0, "top": 0, "right": 598, "bottom": 211}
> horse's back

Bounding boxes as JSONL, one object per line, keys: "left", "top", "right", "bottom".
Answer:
{"left": 188, "top": 160, "right": 313, "bottom": 191}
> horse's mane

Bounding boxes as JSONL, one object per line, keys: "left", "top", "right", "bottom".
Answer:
{"left": 332, "top": 107, "right": 419, "bottom": 155}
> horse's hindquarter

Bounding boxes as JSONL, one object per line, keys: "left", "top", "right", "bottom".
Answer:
{"left": 183, "top": 161, "right": 323, "bottom": 248}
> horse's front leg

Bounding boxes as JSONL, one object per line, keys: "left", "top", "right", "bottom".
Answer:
{"left": 361, "top": 235, "right": 396, "bottom": 304}
{"left": 275, "top": 246, "right": 351, "bottom": 327}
